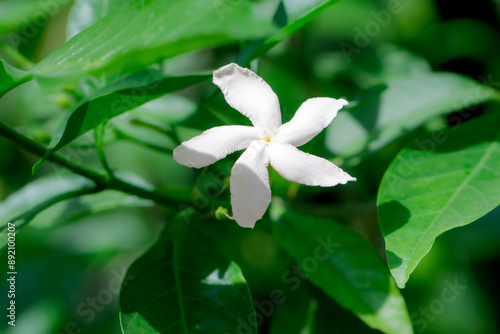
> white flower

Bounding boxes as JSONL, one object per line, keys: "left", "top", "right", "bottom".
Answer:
{"left": 174, "top": 63, "right": 355, "bottom": 228}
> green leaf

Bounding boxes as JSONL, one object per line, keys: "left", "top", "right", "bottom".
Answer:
{"left": 33, "top": 71, "right": 210, "bottom": 172}
{"left": 242, "top": 0, "right": 341, "bottom": 64}
{"left": 0, "top": 58, "right": 30, "bottom": 98}
{"left": 67, "top": 0, "right": 131, "bottom": 39}
{"left": 120, "top": 217, "right": 256, "bottom": 334}
{"left": 271, "top": 207, "right": 413, "bottom": 334}
{"left": 0, "top": 175, "right": 96, "bottom": 252}
{"left": 30, "top": 0, "right": 274, "bottom": 88}
{"left": 326, "top": 72, "right": 500, "bottom": 162}
{"left": 378, "top": 112, "right": 500, "bottom": 288}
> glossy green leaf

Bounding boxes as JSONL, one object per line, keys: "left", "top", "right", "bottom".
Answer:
{"left": 67, "top": 0, "right": 131, "bottom": 39}
{"left": 30, "top": 0, "right": 274, "bottom": 88}
{"left": 242, "top": 0, "right": 341, "bottom": 64}
{"left": 0, "top": 175, "right": 96, "bottom": 252}
{"left": 120, "top": 218, "right": 256, "bottom": 334}
{"left": 271, "top": 207, "right": 413, "bottom": 334}
{"left": 378, "top": 112, "right": 500, "bottom": 288}
{"left": 0, "top": 58, "right": 30, "bottom": 98}
{"left": 326, "top": 72, "right": 500, "bottom": 161}
{"left": 33, "top": 71, "right": 210, "bottom": 172}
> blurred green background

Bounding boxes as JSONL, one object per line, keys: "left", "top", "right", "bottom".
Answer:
{"left": 1, "top": 0, "right": 500, "bottom": 333}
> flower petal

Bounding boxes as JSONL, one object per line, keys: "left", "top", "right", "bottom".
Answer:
{"left": 213, "top": 63, "right": 281, "bottom": 134}
{"left": 230, "top": 140, "right": 271, "bottom": 228}
{"left": 173, "top": 126, "right": 259, "bottom": 168}
{"left": 274, "top": 98, "right": 348, "bottom": 147}
{"left": 268, "top": 142, "right": 355, "bottom": 186}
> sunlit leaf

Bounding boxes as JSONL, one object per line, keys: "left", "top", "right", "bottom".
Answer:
{"left": 378, "top": 112, "right": 500, "bottom": 288}
{"left": 31, "top": 0, "right": 274, "bottom": 88}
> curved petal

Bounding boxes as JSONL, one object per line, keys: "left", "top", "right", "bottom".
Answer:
{"left": 213, "top": 63, "right": 281, "bottom": 135}
{"left": 173, "top": 126, "right": 259, "bottom": 168}
{"left": 268, "top": 142, "right": 355, "bottom": 186}
{"left": 230, "top": 140, "right": 271, "bottom": 228}
{"left": 274, "top": 98, "right": 348, "bottom": 147}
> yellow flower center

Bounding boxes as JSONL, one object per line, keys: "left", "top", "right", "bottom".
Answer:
{"left": 264, "top": 135, "right": 273, "bottom": 144}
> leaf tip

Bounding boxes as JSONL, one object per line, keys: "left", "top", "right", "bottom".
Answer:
{"left": 32, "top": 159, "right": 43, "bottom": 175}
{"left": 395, "top": 279, "right": 406, "bottom": 289}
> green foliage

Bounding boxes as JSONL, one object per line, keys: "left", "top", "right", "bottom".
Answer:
{"left": 120, "top": 216, "right": 255, "bottom": 334}
{"left": 271, "top": 207, "right": 413, "bottom": 334}
{"left": 243, "top": 0, "right": 342, "bottom": 63}
{"left": 0, "top": 0, "right": 274, "bottom": 92}
{"left": 34, "top": 0, "right": 273, "bottom": 86}
{"left": 0, "top": 175, "right": 96, "bottom": 252}
{"left": 30, "top": 190, "right": 155, "bottom": 228}
{"left": 326, "top": 72, "right": 500, "bottom": 162}
{"left": 378, "top": 112, "right": 500, "bottom": 288}
{"left": 0, "top": 0, "right": 59, "bottom": 36}
{"left": 67, "top": 0, "right": 131, "bottom": 39}
{"left": 0, "top": 58, "right": 30, "bottom": 97}
{"left": 33, "top": 71, "right": 210, "bottom": 172}
{"left": 1, "top": 0, "right": 500, "bottom": 333}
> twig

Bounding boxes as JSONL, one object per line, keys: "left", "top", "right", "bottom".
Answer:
{"left": 0, "top": 121, "right": 183, "bottom": 207}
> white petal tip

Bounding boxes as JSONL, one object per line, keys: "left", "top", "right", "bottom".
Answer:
{"left": 234, "top": 216, "right": 259, "bottom": 229}
{"left": 313, "top": 173, "right": 356, "bottom": 187}
{"left": 172, "top": 145, "right": 203, "bottom": 169}
{"left": 213, "top": 63, "right": 239, "bottom": 82}
{"left": 239, "top": 223, "right": 256, "bottom": 229}
{"left": 339, "top": 98, "right": 349, "bottom": 106}
{"left": 172, "top": 146, "right": 184, "bottom": 165}
{"left": 338, "top": 175, "right": 356, "bottom": 185}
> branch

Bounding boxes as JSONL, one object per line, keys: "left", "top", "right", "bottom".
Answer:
{"left": 0, "top": 121, "right": 183, "bottom": 207}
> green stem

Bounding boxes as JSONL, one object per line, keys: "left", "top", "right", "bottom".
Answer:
{"left": 13, "top": 186, "right": 101, "bottom": 224}
{"left": 95, "top": 123, "right": 113, "bottom": 177}
{"left": 0, "top": 121, "right": 183, "bottom": 207}
{"left": 0, "top": 121, "right": 107, "bottom": 184}
{"left": 0, "top": 43, "right": 34, "bottom": 70}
